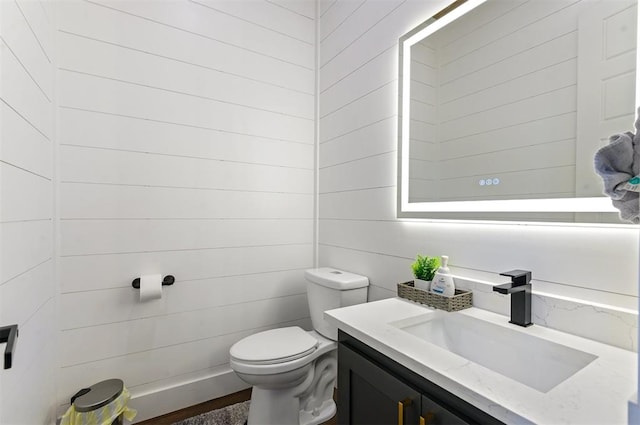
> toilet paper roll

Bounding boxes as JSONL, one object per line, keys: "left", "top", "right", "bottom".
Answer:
{"left": 139, "top": 274, "right": 163, "bottom": 302}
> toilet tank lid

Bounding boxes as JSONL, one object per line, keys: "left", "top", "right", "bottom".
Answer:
{"left": 305, "top": 268, "right": 369, "bottom": 290}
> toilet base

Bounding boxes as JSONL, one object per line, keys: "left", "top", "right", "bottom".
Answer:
{"left": 247, "top": 386, "right": 302, "bottom": 425}
{"left": 299, "top": 398, "right": 336, "bottom": 425}
{"left": 246, "top": 391, "right": 336, "bottom": 425}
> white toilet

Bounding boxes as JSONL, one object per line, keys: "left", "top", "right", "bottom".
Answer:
{"left": 229, "top": 267, "right": 369, "bottom": 425}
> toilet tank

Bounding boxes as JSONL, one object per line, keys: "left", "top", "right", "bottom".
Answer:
{"left": 304, "top": 268, "right": 369, "bottom": 340}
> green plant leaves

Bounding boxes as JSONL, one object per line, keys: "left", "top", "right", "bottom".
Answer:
{"left": 411, "top": 255, "right": 440, "bottom": 281}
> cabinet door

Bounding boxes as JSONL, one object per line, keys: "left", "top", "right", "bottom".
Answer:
{"left": 421, "top": 394, "right": 467, "bottom": 425}
{"left": 338, "top": 343, "right": 421, "bottom": 425}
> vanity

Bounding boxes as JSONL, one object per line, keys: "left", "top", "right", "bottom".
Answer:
{"left": 326, "top": 298, "right": 636, "bottom": 424}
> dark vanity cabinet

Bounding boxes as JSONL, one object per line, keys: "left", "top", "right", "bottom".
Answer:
{"left": 337, "top": 331, "right": 503, "bottom": 425}
{"left": 338, "top": 342, "right": 422, "bottom": 425}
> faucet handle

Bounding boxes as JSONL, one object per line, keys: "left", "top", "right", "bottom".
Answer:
{"left": 499, "top": 270, "right": 531, "bottom": 286}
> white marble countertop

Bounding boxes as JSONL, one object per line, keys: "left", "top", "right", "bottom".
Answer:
{"left": 325, "top": 298, "right": 637, "bottom": 424}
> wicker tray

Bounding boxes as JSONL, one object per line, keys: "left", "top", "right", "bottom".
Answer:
{"left": 397, "top": 281, "right": 472, "bottom": 312}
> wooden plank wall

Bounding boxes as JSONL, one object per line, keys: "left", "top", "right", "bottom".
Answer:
{"left": 0, "top": 0, "right": 57, "bottom": 423}
{"left": 55, "top": 0, "right": 316, "bottom": 420}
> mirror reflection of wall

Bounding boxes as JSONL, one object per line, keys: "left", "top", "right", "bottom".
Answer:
{"left": 407, "top": 0, "right": 637, "bottom": 204}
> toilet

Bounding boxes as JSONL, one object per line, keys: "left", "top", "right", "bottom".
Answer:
{"left": 229, "top": 267, "right": 369, "bottom": 425}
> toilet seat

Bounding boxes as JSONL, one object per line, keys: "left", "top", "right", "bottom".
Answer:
{"left": 230, "top": 327, "right": 319, "bottom": 365}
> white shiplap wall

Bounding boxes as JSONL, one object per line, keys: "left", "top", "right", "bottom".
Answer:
{"left": 318, "top": 0, "right": 639, "bottom": 309}
{"left": 55, "top": 0, "right": 316, "bottom": 420}
{"left": 0, "top": 0, "right": 57, "bottom": 424}
{"left": 409, "top": 39, "right": 439, "bottom": 202}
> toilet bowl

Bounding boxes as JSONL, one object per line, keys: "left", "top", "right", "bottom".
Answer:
{"left": 229, "top": 268, "right": 369, "bottom": 425}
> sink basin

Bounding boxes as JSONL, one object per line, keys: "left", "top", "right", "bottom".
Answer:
{"left": 391, "top": 311, "right": 597, "bottom": 392}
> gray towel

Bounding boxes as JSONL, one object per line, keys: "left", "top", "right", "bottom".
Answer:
{"left": 613, "top": 191, "right": 640, "bottom": 224}
{"left": 594, "top": 116, "right": 640, "bottom": 223}
{"left": 594, "top": 132, "right": 636, "bottom": 200}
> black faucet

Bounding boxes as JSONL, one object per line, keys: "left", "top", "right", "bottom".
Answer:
{"left": 492, "top": 270, "right": 532, "bottom": 327}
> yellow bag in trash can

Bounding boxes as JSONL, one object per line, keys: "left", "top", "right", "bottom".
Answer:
{"left": 61, "top": 379, "right": 137, "bottom": 425}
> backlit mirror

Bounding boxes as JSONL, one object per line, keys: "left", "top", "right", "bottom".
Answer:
{"left": 398, "top": 0, "right": 638, "bottom": 223}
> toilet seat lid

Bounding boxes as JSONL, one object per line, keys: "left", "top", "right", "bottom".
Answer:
{"left": 230, "top": 327, "right": 318, "bottom": 365}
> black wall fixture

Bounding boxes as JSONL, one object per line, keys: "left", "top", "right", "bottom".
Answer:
{"left": 0, "top": 324, "right": 18, "bottom": 370}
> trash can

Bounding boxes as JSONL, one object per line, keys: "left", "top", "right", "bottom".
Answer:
{"left": 61, "top": 379, "right": 137, "bottom": 425}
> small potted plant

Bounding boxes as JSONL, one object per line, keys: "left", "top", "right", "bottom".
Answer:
{"left": 411, "top": 255, "right": 440, "bottom": 291}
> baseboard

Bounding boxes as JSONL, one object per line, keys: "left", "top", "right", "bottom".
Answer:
{"left": 129, "top": 367, "right": 250, "bottom": 423}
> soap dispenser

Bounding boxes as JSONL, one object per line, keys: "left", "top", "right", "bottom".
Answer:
{"left": 430, "top": 255, "right": 455, "bottom": 297}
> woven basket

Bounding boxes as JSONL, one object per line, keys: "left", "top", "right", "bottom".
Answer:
{"left": 397, "top": 281, "right": 472, "bottom": 312}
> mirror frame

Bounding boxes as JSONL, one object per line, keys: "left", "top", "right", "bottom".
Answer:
{"left": 397, "top": 0, "right": 636, "bottom": 223}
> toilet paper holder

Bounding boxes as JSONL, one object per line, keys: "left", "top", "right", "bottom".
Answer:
{"left": 132, "top": 275, "right": 175, "bottom": 289}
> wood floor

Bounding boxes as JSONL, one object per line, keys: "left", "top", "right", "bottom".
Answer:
{"left": 137, "top": 388, "right": 338, "bottom": 425}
